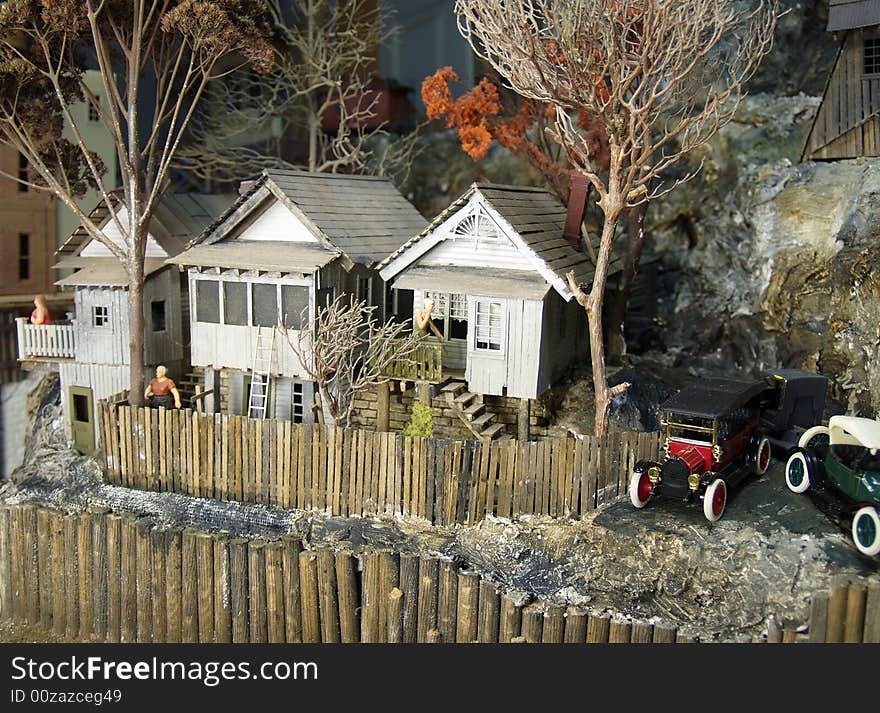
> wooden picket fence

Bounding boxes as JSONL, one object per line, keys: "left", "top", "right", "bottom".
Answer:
{"left": 4, "top": 503, "right": 876, "bottom": 643}
{"left": 96, "top": 401, "right": 661, "bottom": 526}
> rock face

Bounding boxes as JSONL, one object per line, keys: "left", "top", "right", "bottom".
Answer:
{"left": 647, "top": 91, "right": 880, "bottom": 417}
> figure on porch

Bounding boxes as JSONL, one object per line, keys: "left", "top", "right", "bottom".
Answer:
{"left": 415, "top": 298, "right": 444, "bottom": 340}
{"left": 145, "top": 365, "right": 182, "bottom": 409}
{"left": 30, "top": 294, "right": 51, "bottom": 325}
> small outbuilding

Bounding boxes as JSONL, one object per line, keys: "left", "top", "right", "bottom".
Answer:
{"left": 804, "top": 0, "right": 880, "bottom": 160}
{"left": 17, "top": 192, "right": 233, "bottom": 453}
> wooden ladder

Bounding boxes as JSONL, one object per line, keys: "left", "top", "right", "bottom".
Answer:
{"left": 248, "top": 326, "right": 276, "bottom": 419}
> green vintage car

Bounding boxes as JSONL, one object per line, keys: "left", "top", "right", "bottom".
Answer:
{"left": 785, "top": 415, "right": 880, "bottom": 557}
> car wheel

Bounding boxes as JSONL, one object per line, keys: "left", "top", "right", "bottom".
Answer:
{"left": 629, "top": 469, "right": 653, "bottom": 509}
{"left": 703, "top": 478, "right": 727, "bottom": 522}
{"left": 753, "top": 436, "right": 772, "bottom": 476}
{"left": 798, "top": 425, "right": 830, "bottom": 455}
{"left": 851, "top": 507, "right": 880, "bottom": 557}
{"left": 785, "top": 451, "right": 812, "bottom": 494}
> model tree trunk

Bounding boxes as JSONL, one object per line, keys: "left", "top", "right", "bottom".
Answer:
{"left": 606, "top": 203, "right": 647, "bottom": 362}
{"left": 127, "top": 256, "right": 146, "bottom": 408}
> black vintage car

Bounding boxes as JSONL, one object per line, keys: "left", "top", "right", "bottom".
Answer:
{"left": 628, "top": 370, "right": 827, "bottom": 522}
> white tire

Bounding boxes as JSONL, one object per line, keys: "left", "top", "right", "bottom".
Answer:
{"left": 629, "top": 470, "right": 652, "bottom": 509}
{"left": 851, "top": 507, "right": 880, "bottom": 557}
{"left": 798, "top": 425, "right": 830, "bottom": 451}
{"left": 703, "top": 478, "right": 727, "bottom": 522}
{"left": 753, "top": 436, "right": 772, "bottom": 475}
{"left": 785, "top": 451, "right": 811, "bottom": 494}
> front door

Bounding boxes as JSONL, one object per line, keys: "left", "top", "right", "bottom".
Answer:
{"left": 69, "top": 386, "right": 96, "bottom": 455}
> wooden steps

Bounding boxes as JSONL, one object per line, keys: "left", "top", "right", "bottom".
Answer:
{"left": 442, "top": 379, "right": 507, "bottom": 440}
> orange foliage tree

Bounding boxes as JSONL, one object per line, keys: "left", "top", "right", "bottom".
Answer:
{"left": 421, "top": 66, "right": 609, "bottom": 204}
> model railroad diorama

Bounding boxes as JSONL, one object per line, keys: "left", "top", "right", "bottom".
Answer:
{"left": 1, "top": 1, "right": 879, "bottom": 645}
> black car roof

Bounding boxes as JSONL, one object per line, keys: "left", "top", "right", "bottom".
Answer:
{"left": 662, "top": 378, "right": 769, "bottom": 419}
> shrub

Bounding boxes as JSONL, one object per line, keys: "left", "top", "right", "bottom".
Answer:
{"left": 402, "top": 402, "right": 434, "bottom": 438}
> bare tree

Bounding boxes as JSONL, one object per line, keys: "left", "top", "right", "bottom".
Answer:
{"left": 456, "top": 0, "right": 779, "bottom": 435}
{"left": 289, "top": 294, "right": 421, "bottom": 427}
{"left": 0, "top": 0, "right": 272, "bottom": 405}
{"left": 176, "top": 0, "right": 421, "bottom": 185}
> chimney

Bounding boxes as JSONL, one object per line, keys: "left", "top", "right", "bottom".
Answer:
{"left": 239, "top": 180, "right": 256, "bottom": 196}
{"left": 563, "top": 173, "right": 589, "bottom": 251}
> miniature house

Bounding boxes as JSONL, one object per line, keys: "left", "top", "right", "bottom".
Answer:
{"left": 166, "top": 169, "right": 426, "bottom": 423}
{"left": 379, "top": 183, "right": 597, "bottom": 406}
{"left": 16, "top": 192, "right": 233, "bottom": 453}
{"left": 803, "top": 1, "right": 880, "bottom": 160}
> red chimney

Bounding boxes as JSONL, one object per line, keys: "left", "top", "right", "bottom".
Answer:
{"left": 563, "top": 173, "right": 590, "bottom": 251}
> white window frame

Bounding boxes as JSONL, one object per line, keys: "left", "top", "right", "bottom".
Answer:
{"left": 191, "top": 270, "right": 313, "bottom": 330}
{"left": 92, "top": 304, "right": 111, "bottom": 329}
{"left": 472, "top": 298, "right": 505, "bottom": 355}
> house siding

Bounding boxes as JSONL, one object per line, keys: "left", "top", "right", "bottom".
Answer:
{"left": 74, "top": 287, "right": 130, "bottom": 365}
{"left": 143, "top": 267, "right": 184, "bottom": 366}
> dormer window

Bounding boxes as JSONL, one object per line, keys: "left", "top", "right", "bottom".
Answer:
{"left": 865, "top": 37, "right": 880, "bottom": 76}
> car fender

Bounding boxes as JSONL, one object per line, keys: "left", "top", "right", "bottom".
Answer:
{"left": 633, "top": 459, "right": 661, "bottom": 473}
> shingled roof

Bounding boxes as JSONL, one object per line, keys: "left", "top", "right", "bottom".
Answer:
{"left": 186, "top": 169, "right": 426, "bottom": 267}
{"left": 379, "top": 183, "right": 616, "bottom": 298}
{"left": 56, "top": 192, "right": 234, "bottom": 262}
{"left": 828, "top": 0, "right": 880, "bottom": 30}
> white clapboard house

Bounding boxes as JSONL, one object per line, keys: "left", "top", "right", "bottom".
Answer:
{"left": 379, "top": 183, "right": 599, "bottom": 414}
{"left": 166, "top": 169, "right": 427, "bottom": 423}
{"left": 16, "top": 192, "right": 234, "bottom": 454}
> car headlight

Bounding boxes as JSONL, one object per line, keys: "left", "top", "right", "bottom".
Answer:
{"left": 688, "top": 473, "right": 701, "bottom": 491}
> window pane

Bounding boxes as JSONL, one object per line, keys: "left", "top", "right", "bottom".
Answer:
{"left": 282, "top": 285, "right": 309, "bottom": 328}
{"left": 252, "top": 283, "right": 278, "bottom": 327}
{"left": 223, "top": 282, "right": 247, "bottom": 326}
{"left": 151, "top": 300, "right": 166, "bottom": 332}
{"left": 475, "top": 300, "right": 504, "bottom": 351}
{"left": 196, "top": 280, "right": 220, "bottom": 323}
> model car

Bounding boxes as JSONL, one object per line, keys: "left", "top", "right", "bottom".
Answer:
{"left": 784, "top": 415, "right": 880, "bottom": 557}
{"left": 629, "top": 370, "right": 827, "bottom": 522}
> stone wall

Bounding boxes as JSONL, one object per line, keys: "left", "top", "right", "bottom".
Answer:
{"left": 351, "top": 382, "right": 552, "bottom": 441}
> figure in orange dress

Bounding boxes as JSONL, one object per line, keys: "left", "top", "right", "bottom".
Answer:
{"left": 144, "top": 365, "right": 182, "bottom": 409}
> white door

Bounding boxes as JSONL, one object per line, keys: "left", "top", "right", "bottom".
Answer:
{"left": 465, "top": 297, "right": 508, "bottom": 395}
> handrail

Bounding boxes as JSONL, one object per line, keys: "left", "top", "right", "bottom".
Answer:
{"left": 15, "top": 317, "right": 76, "bottom": 360}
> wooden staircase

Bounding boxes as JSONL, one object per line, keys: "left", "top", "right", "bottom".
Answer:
{"left": 176, "top": 367, "right": 205, "bottom": 408}
{"left": 441, "top": 380, "right": 507, "bottom": 440}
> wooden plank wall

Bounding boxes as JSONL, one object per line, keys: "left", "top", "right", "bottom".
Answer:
{"left": 1, "top": 503, "right": 877, "bottom": 643}
{"left": 96, "top": 402, "right": 661, "bottom": 526}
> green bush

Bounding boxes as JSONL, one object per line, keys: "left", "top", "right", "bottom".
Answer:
{"left": 402, "top": 402, "right": 434, "bottom": 438}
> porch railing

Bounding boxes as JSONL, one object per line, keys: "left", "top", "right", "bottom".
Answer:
{"left": 16, "top": 317, "right": 76, "bottom": 360}
{"left": 383, "top": 340, "right": 443, "bottom": 383}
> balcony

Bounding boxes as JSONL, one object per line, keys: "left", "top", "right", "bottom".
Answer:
{"left": 382, "top": 340, "right": 443, "bottom": 383}
{"left": 16, "top": 317, "right": 76, "bottom": 361}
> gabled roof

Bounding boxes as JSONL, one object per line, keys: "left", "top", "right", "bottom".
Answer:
{"left": 379, "top": 183, "right": 612, "bottom": 300}
{"left": 183, "top": 169, "right": 426, "bottom": 268}
{"left": 56, "top": 191, "right": 234, "bottom": 262}
{"left": 828, "top": 0, "right": 880, "bottom": 31}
